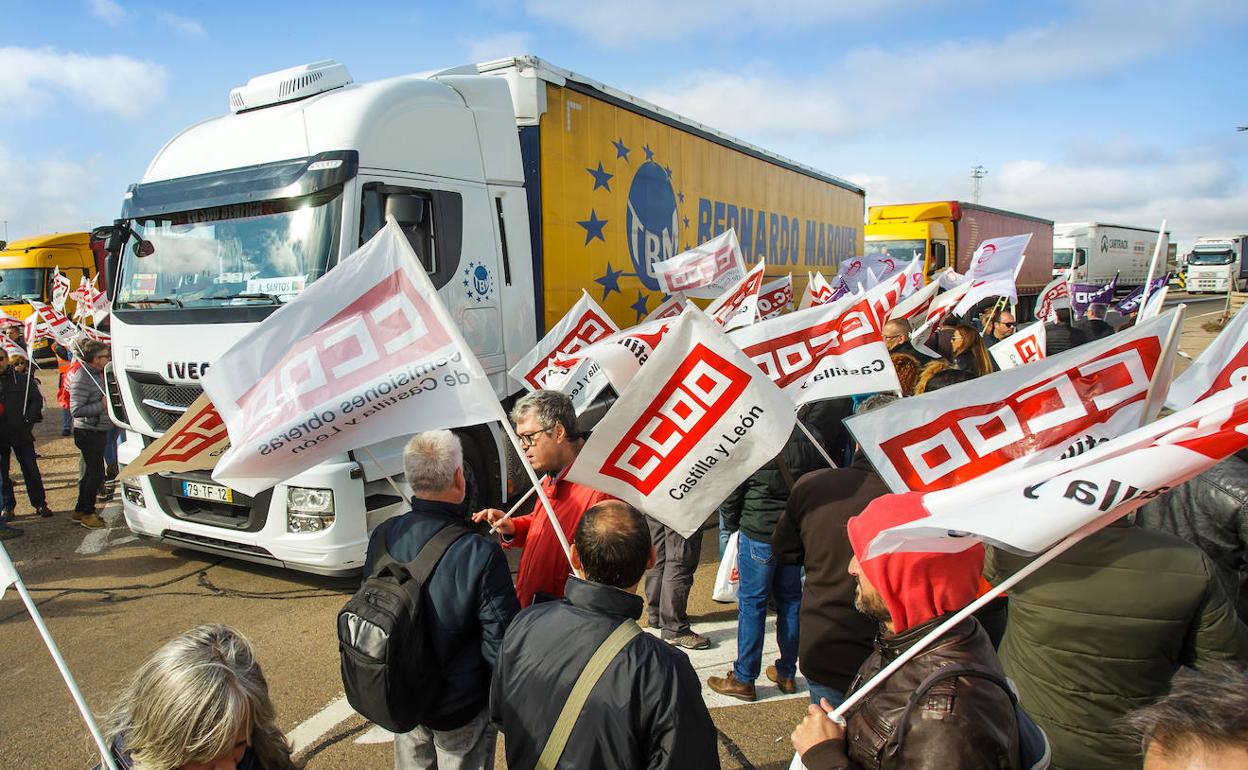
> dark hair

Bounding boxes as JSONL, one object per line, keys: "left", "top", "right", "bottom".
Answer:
{"left": 1054, "top": 307, "right": 1073, "bottom": 325}
{"left": 1126, "top": 665, "right": 1248, "bottom": 758}
{"left": 924, "top": 368, "right": 975, "bottom": 392}
{"left": 573, "top": 501, "right": 651, "bottom": 588}
{"left": 79, "top": 339, "right": 109, "bottom": 362}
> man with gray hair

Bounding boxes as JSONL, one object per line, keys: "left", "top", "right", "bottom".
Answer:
{"left": 1127, "top": 665, "right": 1248, "bottom": 769}
{"left": 364, "top": 430, "right": 520, "bottom": 770}
{"left": 474, "top": 390, "right": 613, "bottom": 606}
{"left": 1075, "top": 301, "right": 1115, "bottom": 341}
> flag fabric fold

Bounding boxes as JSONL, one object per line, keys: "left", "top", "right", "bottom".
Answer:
{"left": 1035, "top": 276, "right": 1072, "bottom": 323}
{"left": 1070, "top": 274, "right": 1118, "bottom": 318}
{"left": 508, "top": 290, "right": 618, "bottom": 391}
{"left": 652, "top": 229, "right": 745, "bottom": 299}
{"left": 706, "top": 262, "right": 765, "bottom": 331}
{"left": 118, "top": 394, "right": 231, "bottom": 480}
{"left": 756, "top": 274, "right": 793, "bottom": 320}
{"left": 1166, "top": 303, "right": 1248, "bottom": 410}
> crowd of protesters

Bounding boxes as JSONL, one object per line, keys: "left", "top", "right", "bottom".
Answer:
{"left": 96, "top": 348, "right": 1248, "bottom": 770}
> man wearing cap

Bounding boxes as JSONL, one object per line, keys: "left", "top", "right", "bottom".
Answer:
{"left": 789, "top": 496, "right": 1022, "bottom": 769}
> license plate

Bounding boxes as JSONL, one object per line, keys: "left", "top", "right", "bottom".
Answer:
{"left": 181, "top": 480, "right": 233, "bottom": 503}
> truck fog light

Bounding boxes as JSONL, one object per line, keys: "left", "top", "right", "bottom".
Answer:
{"left": 122, "top": 483, "right": 145, "bottom": 508}
{"left": 287, "top": 487, "right": 335, "bottom": 533}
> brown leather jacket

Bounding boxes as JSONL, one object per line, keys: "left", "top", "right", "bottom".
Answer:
{"left": 801, "top": 616, "right": 1021, "bottom": 770}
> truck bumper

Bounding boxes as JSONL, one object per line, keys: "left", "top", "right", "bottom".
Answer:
{"left": 117, "top": 433, "right": 403, "bottom": 577}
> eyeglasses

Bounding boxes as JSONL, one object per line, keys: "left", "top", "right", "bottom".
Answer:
{"left": 998, "top": 321, "right": 1016, "bottom": 328}
{"left": 517, "top": 426, "right": 554, "bottom": 448}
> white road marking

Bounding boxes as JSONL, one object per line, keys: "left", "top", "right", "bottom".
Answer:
{"left": 355, "top": 725, "right": 394, "bottom": 744}
{"left": 289, "top": 695, "right": 357, "bottom": 754}
{"left": 74, "top": 502, "right": 131, "bottom": 555}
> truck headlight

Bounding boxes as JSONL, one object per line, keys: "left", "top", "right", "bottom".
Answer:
{"left": 287, "top": 487, "right": 335, "bottom": 533}
{"left": 122, "top": 482, "right": 145, "bottom": 508}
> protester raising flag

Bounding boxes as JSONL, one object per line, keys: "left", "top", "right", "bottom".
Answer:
{"left": 568, "top": 307, "right": 794, "bottom": 538}
{"left": 1166, "top": 303, "right": 1248, "bottom": 410}
{"left": 951, "top": 234, "right": 1033, "bottom": 317}
{"left": 864, "top": 384, "right": 1248, "bottom": 558}
{"left": 988, "top": 319, "right": 1046, "bottom": 371}
{"left": 706, "top": 262, "right": 765, "bottom": 330}
{"left": 201, "top": 219, "right": 505, "bottom": 496}
{"left": 756, "top": 274, "right": 793, "bottom": 320}
{"left": 29, "top": 299, "right": 79, "bottom": 347}
{"left": 1035, "top": 275, "right": 1072, "bottom": 323}
{"left": 849, "top": 308, "right": 1184, "bottom": 493}
{"left": 1070, "top": 274, "right": 1118, "bottom": 318}
{"left": 119, "top": 394, "right": 231, "bottom": 480}
{"left": 508, "top": 290, "right": 618, "bottom": 390}
{"left": 652, "top": 229, "right": 745, "bottom": 299}
{"left": 730, "top": 294, "right": 901, "bottom": 404}
{"left": 1116, "top": 275, "right": 1169, "bottom": 315}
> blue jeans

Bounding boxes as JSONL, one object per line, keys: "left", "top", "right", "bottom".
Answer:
{"left": 807, "top": 679, "right": 846, "bottom": 707}
{"left": 733, "top": 532, "right": 801, "bottom": 685}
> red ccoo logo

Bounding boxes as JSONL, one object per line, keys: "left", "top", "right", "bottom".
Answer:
{"left": 743, "top": 300, "right": 878, "bottom": 389}
{"left": 524, "top": 310, "right": 615, "bottom": 389}
{"left": 150, "top": 401, "right": 230, "bottom": 464}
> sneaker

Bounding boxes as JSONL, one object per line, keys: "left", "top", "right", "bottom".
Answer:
{"left": 667, "top": 631, "right": 712, "bottom": 650}
{"left": 35, "top": 506, "right": 53, "bottom": 519}
{"left": 766, "top": 664, "right": 797, "bottom": 694}
{"left": 0, "top": 523, "right": 23, "bottom": 540}
{"left": 707, "top": 671, "right": 756, "bottom": 702}
{"left": 75, "top": 513, "right": 106, "bottom": 530}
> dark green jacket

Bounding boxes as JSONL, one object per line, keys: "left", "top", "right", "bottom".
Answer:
{"left": 985, "top": 523, "right": 1248, "bottom": 770}
{"left": 720, "top": 424, "right": 827, "bottom": 544}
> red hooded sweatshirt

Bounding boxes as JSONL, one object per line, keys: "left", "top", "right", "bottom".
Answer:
{"left": 846, "top": 492, "right": 985, "bottom": 634}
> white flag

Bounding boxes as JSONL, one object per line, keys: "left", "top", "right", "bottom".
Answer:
{"left": 555, "top": 317, "right": 677, "bottom": 393}
{"left": 888, "top": 280, "right": 941, "bottom": 324}
{"left": 1167, "top": 302, "right": 1248, "bottom": 411}
{"left": 0, "top": 541, "right": 17, "bottom": 600}
{"left": 907, "top": 282, "right": 973, "bottom": 356}
{"left": 567, "top": 308, "right": 795, "bottom": 537}
{"left": 29, "top": 300, "right": 79, "bottom": 347}
{"left": 201, "top": 219, "right": 502, "bottom": 496}
{"left": 849, "top": 308, "right": 1183, "bottom": 494}
{"left": 508, "top": 290, "right": 618, "bottom": 391}
{"left": 798, "top": 272, "right": 836, "bottom": 310}
{"left": 645, "top": 294, "right": 685, "bottom": 322}
{"left": 731, "top": 294, "right": 900, "bottom": 405}
{"left": 863, "top": 269, "right": 912, "bottom": 327}
{"left": 706, "top": 262, "right": 765, "bottom": 331}
{"left": 988, "top": 320, "right": 1046, "bottom": 371}
{"left": 1137, "top": 285, "right": 1168, "bottom": 322}
{"left": 866, "top": 385, "right": 1248, "bottom": 557}
{"left": 543, "top": 357, "right": 610, "bottom": 416}
{"left": 653, "top": 229, "right": 745, "bottom": 299}
{"left": 756, "top": 275, "right": 793, "bottom": 320}
{"left": 1035, "top": 276, "right": 1072, "bottom": 323}
{"left": 51, "top": 267, "right": 71, "bottom": 313}
{"left": 951, "top": 234, "right": 1033, "bottom": 316}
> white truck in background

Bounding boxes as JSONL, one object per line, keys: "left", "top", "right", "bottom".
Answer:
{"left": 1185, "top": 235, "right": 1248, "bottom": 293}
{"left": 1052, "top": 222, "right": 1169, "bottom": 289}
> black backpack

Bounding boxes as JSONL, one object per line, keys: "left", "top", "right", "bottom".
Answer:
{"left": 338, "top": 518, "right": 470, "bottom": 733}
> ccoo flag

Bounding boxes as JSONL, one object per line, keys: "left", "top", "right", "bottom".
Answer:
{"left": 652, "top": 229, "right": 746, "bottom": 299}
{"left": 508, "top": 290, "right": 618, "bottom": 390}
{"left": 756, "top": 274, "right": 793, "bottom": 320}
{"left": 568, "top": 307, "right": 795, "bottom": 537}
{"left": 706, "top": 262, "right": 765, "bottom": 331}
{"left": 202, "top": 219, "right": 501, "bottom": 496}
{"left": 1166, "top": 303, "right": 1248, "bottom": 410}
{"left": 849, "top": 308, "right": 1183, "bottom": 494}
{"left": 118, "top": 394, "right": 231, "bottom": 480}
{"left": 1035, "top": 276, "right": 1072, "bottom": 323}
{"left": 988, "top": 320, "right": 1046, "bottom": 371}
{"left": 951, "top": 234, "right": 1033, "bottom": 317}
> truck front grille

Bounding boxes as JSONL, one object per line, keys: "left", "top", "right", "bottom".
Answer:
{"left": 127, "top": 370, "right": 202, "bottom": 431}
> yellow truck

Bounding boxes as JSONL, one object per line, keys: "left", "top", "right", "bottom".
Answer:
{"left": 865, "top": 200, "right": 1054, "bottom": 318}
{"left": 0, "top": 232, "right": 98, "bottom": 355}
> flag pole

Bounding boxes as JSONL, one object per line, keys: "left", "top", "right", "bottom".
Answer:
{"left": 355, "top": 445, "right": 411, "bottom": 507}
{"left": 795, "top": 418, "right": 838, "bottom": 470}
{"left": 1139, "top": 219, "right": 1167, "bottom": 316}
{"left": 788, "top": 516, "right": 1109, "bottom": 770}
{"left": 0, "top": 546, "right": 119, "bottom": 770}
{"left": 488, "top": 480, "right": 542, "bottom": 535}
{"left": 1138, "top": 304, "right": 1186, "bottom": 427}
{"left": 494, "top": 411, "right": 575, "bottom": 569}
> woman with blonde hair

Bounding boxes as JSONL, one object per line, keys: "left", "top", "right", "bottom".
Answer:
{"left": 100, "top": 624, "right": 299, "bottom": 770}
{"left": 951, "top": 324, "right": 993, "bottom": 377}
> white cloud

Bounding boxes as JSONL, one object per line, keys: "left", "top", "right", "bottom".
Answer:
{"left": 0, "top": 142, "right": 105, "bottom": 241}
{"left": 157, "top": 12, "right": 206, "bottom": 37}
{"left": 464, "top": 31, "right": 532, "bottom": 63}
{"left": 0, "top": 47, "right": 166, "bottom": 118}
{"left": 87, "top": 0, "right": 125, "bottom": 25}
{"left": 523, "top": 0, "right": 923, "bottom": 45}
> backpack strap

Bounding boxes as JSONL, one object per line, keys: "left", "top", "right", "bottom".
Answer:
{"left": 886, "top": 662, "right": 1018, "bottom": 757}
{"left": 536, "top": 618, "right": 642, "bottom": 770}
{"left": 371, "top": 519, "right": 470, "bottom": 583}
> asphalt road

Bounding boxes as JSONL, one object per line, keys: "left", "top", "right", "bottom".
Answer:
{"left": 0, "top": 291, "right": 1225, "bottom": 769}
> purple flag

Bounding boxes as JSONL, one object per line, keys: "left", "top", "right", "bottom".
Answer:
{"left": 1070, "top": 274, "right": 1118, "bottom": 318}
{"left": 1116, "top": 275, "right": 1170, "bottom": 315}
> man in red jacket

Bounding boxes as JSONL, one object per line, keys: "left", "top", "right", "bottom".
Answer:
{"left": 473, "top": 391, "right": 611, "bottom": 607}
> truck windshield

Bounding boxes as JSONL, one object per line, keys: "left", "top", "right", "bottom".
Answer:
{"left": 1189, "top": 249, "right": 1234, "bottom": 266}
{"left": 864, "top": 239, "right": 926, "bottom": 263}
{"left": 1053, "top": 248, "right": 1074, "bottom": 268}
{"left": 0, "top": 268, "right": 46, "bottom": 302}
{"left": 118, "top": 187, "right": 342, "bottom": 309}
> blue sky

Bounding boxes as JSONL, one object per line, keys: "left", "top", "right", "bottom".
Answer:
{"left": 2, "top": 0, "right": 1246, "bottom": 249}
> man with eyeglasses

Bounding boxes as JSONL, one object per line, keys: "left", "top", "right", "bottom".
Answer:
{"left": 472, "top": 390, "right": 612, "bottom": 607}
{"left": 882, "top": 318, "right": 920, "bottom": 360}
{"left": 984, "top": 309, "right": 1017, "bottom": 343}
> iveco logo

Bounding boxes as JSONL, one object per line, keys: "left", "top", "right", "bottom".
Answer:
{"left": 166, "top": 361, "right": 211, "bottom": 381}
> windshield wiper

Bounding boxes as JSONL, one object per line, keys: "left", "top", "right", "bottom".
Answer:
{"left": 207, "top": 292, "right": 283, "bottom": 305}
{"left": 129, "top": 296, "right": 184, "bottom": 307}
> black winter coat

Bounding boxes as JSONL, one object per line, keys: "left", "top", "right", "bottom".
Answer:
{"left": 1138, "top": 453, "right": 1248, "bottom": 621}
{"left": 1074, "top": 318, "right": 1115, "bottom": 341}
{"left": 0, "top": 368, "right": 42, "bottom": 444}
{"left": 363, "top": 499, "right": 520, "bottom": 730}
{"left": 1044, "top": 322, "right": 1088, "bottom": 355}
{"left": 490, "top": 577, "right": 718, "bottom": 770}
{"left": 721, "top": 424, "right": 828, "bottom": 543}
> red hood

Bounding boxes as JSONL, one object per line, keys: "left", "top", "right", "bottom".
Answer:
{"left": 847, "top": 492, "right": 985, "bottom": 634}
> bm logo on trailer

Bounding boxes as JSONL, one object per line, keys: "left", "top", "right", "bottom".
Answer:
{"left": 626, "top": 159, "right": 681, "bottom": 291}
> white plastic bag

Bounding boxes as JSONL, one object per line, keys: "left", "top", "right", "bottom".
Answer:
{"left": 712, "top": 532, "right": 740, "bottom": 603}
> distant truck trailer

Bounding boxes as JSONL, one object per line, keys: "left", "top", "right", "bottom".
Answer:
{"left": 865, "top": 200, "right": 1054, "bottom": 318}
{"left": 1052, "top": 222, "right": 1169, "bottom": 290}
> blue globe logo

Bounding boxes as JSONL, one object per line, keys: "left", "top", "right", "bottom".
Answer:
{"left": 625, "top": 160, "right": 680, "bottom": 291}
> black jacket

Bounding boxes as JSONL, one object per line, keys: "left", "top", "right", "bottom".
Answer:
{"left": 1074, "top": 318, "right": 1115, "bottom": 341}
{"left": 1138, "top": 454, "right": 1248, "bottom": 621}
{"left": 363, "top": 499, "right": 520, "bottom": 731}
{"left": 0, "top": 368, "right": 42, "bottom": 444}
{"left": 490, "top": 577, "right": 718, "bottom": 769}
{"left": 721, "top": 424, "right": 828, "bottom": 543}
{"left": 772, "top": 458, "right": 882, "bottom": 691}
{"left": 1044, "top": 322, "right": 1088, "bottom": 355}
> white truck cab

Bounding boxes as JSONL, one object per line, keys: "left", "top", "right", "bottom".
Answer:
{"left": 1186, "top": 235, "right": 1248, "bottom": 293}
